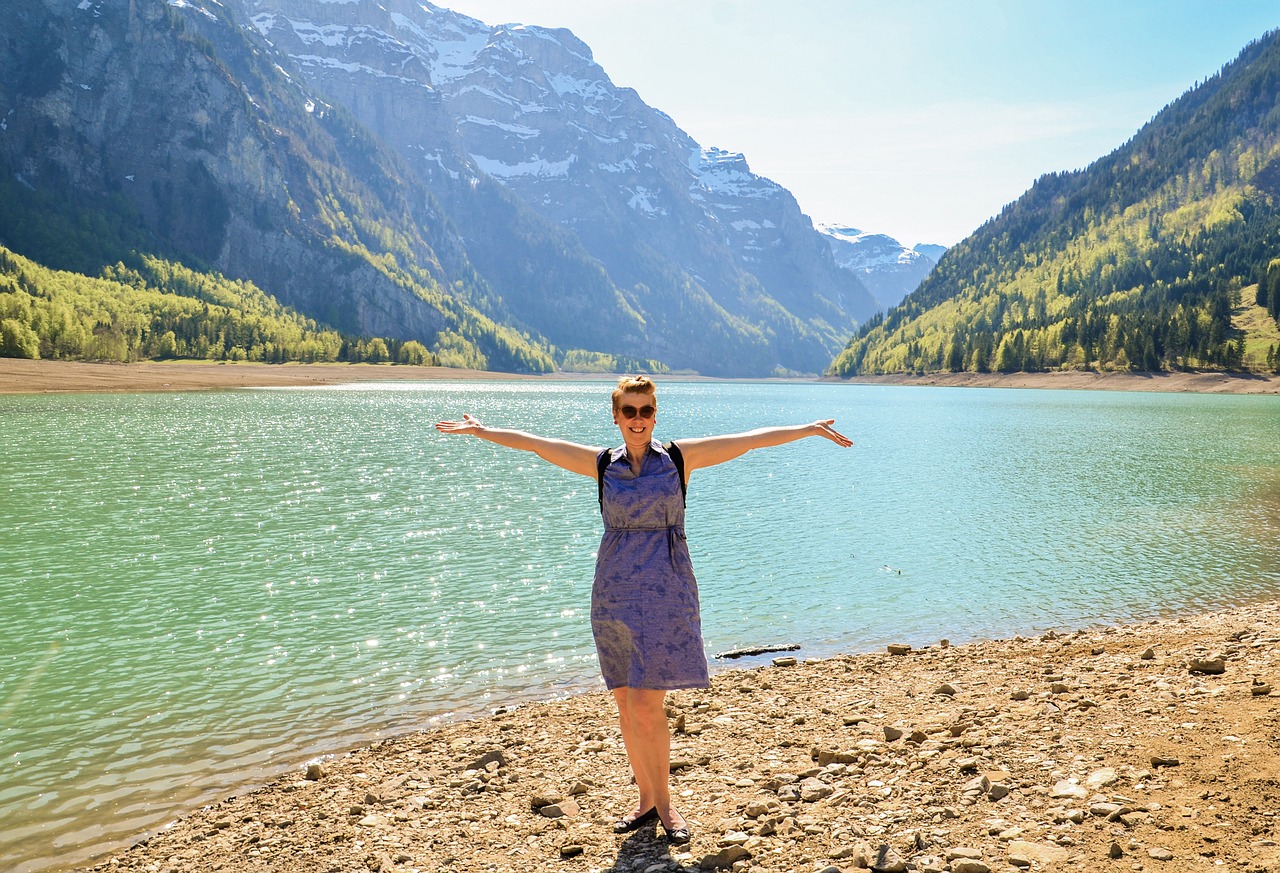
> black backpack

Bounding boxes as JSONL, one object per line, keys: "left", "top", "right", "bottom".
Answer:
{"left": 597, "top": 441, "right": 686, "bottom": 512}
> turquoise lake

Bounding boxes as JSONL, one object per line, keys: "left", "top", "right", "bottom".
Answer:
{"left": 2, "top": 380, "right": 1279, "bottom": 871}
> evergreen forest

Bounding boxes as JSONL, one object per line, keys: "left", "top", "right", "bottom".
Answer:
{"left": 831, "top": 30, "right": 1280, "bottom": 378}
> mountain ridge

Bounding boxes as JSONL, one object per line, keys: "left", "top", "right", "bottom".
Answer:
{"left": 832, "top": 28, "right": 1280, "bottom": 377}
{"left": 241, "top": 0, "right": 880, "bottom": 374}
{"left": 817, "top": 224, "right": 941, "bottom": 312}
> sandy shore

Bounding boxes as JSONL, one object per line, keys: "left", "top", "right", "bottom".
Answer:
{"left": 2, "top": 358, "right": 1279, "bottom": 394}
{"left": 74, "top": 600, "right": 1280, "bottom": 873}
{"left": 839, "top": 370, "right": 1280, "bottom": 394}
{"left": 0, "top": 359, "right": 533, "bottom": 394}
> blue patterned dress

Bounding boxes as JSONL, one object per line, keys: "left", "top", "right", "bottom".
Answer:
{"left": 592, "top": 441, "right": 710, "bottom": 690}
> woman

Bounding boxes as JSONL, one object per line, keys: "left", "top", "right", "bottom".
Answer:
{"left": 436, "top": 376, "right": 851, "bottom": 844}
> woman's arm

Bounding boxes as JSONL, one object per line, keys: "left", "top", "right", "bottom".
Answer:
{"left": 436, "top": 414, "right": 601, "bottom": 477}
{"left": 677, "top": 420, "right": 851, "bottom": 474}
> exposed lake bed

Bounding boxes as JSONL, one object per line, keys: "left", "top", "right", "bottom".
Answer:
{"left": 77, "top": 598, "right": 1280, "bottom": 873}
{"left": 1, "top": 358, "right": 1278, "bottom": 395}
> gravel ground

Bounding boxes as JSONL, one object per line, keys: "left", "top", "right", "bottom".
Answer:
{"left": 77, "top": 600, "right": 1280, "bottom": 873}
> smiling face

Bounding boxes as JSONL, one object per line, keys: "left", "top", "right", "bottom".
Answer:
{"left": 613, "top": 389, "right": 657, "bottom": 451}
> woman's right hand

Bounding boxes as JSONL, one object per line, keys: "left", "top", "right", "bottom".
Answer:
{"left": 433, "top": 416, "right": 600, "bottom": 477}
{"left": 436, "top": 414, "right": 483, "bottom": 435}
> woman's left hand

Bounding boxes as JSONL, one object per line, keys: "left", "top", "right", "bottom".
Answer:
{"left": 435, "top": 413, "right": 485, "bottom": 435}
{"left": 811, "top": 419, "right": 853, "bottom": 447}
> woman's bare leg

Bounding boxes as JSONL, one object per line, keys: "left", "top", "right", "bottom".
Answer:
{"left": 612, "top": 687, "right": 687, "bottom": 829}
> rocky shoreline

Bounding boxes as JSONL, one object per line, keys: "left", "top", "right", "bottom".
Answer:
{"left": 0, "top": 359, "right": 527, "bottom": 394}
{"left": 77, "top": 600, "right": 1280, "bottom": 873}
{"left": 2, "top": 358, "right": 1279, "bottom": 395}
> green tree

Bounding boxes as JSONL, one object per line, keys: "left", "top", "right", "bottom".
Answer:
{"left": 0, "top": 318, "right": 40, "bottom": 358}
{"left": 398, "top": 340, "right": 431, "bottom": 365}
{"left": 364, "top": 337, "right": 390, "bottom": 363}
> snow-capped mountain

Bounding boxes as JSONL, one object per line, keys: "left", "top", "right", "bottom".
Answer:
{"left": 241, "top": 0, "right": 878, "bottom": 374}
{"left": 818, "top": 225, "right": 944, "bottom": 311}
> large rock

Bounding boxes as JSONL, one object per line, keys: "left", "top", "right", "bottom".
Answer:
{"left": 1086, "top": 768, "right": 1118, "bottom": 789}
{"left": 1049, "top": 780, "right": 1088, "bottom": 799}
{"left": 1007, "top": 840, "right": 1069, "bottom": 866}
{"left": 699, "top": 845, "right": 751, "bottom": 870}
{"left": 799, "top": 777, "right": 834, "bottom": 802}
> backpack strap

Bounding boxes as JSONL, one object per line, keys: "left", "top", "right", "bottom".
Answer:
{"left": 596, "top": 447, "right": 611, "bottom": 513}
{"left": 664, "top": 440, "right": 688, "bottom": 506}
{"left": 596, "top": 442, "right": 688, "bottom": 513}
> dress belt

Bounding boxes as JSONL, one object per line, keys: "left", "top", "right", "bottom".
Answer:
{"left": 603, "top": 524, "right": 685, "bottom": 534}
{"left": 603, "top": 524, "right": 686, "bottom": 570}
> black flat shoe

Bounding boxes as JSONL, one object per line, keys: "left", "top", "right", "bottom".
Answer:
{"left": 613, "top": 806, "right": 658, "bottom": 833}
{"left": 663, "top": 824, "right": 691, "bottom": 844}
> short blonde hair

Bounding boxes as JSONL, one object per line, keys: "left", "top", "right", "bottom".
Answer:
{"left": 611, "top": 375, "right": 657, "bottom": 411}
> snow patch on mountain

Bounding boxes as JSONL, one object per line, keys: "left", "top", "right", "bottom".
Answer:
{"left": 418, "top": 27, "right": 488, "bottom": 83}
{"left": 627, "top": 186, "right": 667, "bottom": 216}
{"left": 283, "top": 19, "right": 349, "bottom": 46}
{"left": 548, "top": 71, "right": 609, "bottom": 101}
{"left": 471, "top": 153, "right": 576, "bottom": 179}
{"left": 461, "top": 115, "right": 540, "bottom": 138}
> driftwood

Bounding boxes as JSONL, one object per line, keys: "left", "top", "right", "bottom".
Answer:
{"left": 714, "top": 643, "right": 801, "bottom": 660}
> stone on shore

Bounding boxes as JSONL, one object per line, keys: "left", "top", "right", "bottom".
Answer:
{"left": 1050, "top": 780, "right": 1088, "bottom": 799}
{"left": 698, "top": 845, "right": 750, "bottom": 869}
{"left": 1188, "top": 657, "right": 1226, "bottom": 674}
{"left": 1007, "top": 840, "right": 1068, "bottom": 866}
{"left": 1085, "top": 767, "right": 1118, "bottom": 789}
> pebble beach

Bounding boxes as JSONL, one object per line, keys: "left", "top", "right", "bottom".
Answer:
{"left": 76, "top": 599, "right": 1280, "bottom": 873}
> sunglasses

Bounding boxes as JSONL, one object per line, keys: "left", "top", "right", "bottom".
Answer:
{"left": 617, "top": 404, "right": 656, "bottom": 420}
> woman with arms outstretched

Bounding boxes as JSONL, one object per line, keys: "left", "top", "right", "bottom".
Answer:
{"left": 436, "top": 375, "right": 852, "bottom": 844}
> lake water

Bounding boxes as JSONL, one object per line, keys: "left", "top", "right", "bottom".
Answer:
{"left": 2, "top": 380, "right": 1279, "bottom": 871}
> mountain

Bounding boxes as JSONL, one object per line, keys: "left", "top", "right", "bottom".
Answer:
{"left": 817, "top": 225, "right": 942, "bottom": 311}
{"left": 832, "top": 30, "right": 1280, "bottom": 377}
{"left": 240, "top": 0, "right": 878, "bottom": 375}
{"left": 0, "top": 0, "right": 560, "bottom": 371}
{"left": 0, "top": 0, "right": 882, "bottom": 376}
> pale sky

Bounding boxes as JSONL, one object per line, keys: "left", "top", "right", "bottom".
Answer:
{"left": 438, "top": 1, "right": 1279, "bottom": 248}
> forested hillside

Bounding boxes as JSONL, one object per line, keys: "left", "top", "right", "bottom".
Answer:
{"left": 0, "top": 245, "right": 436, "bottom": 365}
{"left": 831, "top": 30, "right": 1280, "bottom": 377}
